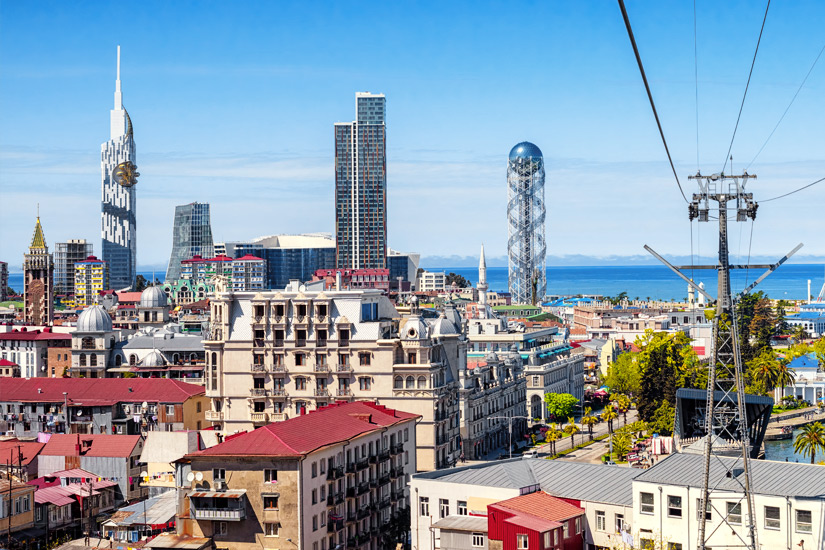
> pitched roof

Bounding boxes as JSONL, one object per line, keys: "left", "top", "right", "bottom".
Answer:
{"left": 189, "top": 401, "right": 419, "bottom": 458}
{"left": 0, "top": 377, "right": 204, "bottom": 405}
{"left": 0, "top": 358, "right": 18, "bottom": 366}
{"left": 492, "top": 491, "right": 584, "bottom": 524}
{"left": 0, "top": 329, "right": 70, "bottom": 342}
{"left": 0, "top": 439, "right": 45, "bottom": 466}
{"left": 34, "top": 485, "right": 75, "bottom": 506}
{"left": 41, "top": 434, "right": 141, "bottom": 458}
{"left": 30, "top": 217, "right": 46, "bottom": 249}
{"left": 414, "top": 458, "right": 643, "bottom": 506}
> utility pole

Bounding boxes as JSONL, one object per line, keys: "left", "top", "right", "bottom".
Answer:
{"left": 647, "top": 171, "right": 802, "bottom": 550}
{"left": 489, "top": 416, "right": 531, "bottom": 459}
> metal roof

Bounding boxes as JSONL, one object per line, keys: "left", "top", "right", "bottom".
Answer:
{"left": 102, "top": 491, "right": 176, "bottom": 526}
{"left": 414, "top": 458, "right": 642, "bottom": 506}
{"left": 188, "top": 489, "right": 246, "bottom": 499}
{"left": 432, "top": 516, "right": 489, "bottom": 532}
{"left": 636, "top": 453, "right": 825, "bottom": 498}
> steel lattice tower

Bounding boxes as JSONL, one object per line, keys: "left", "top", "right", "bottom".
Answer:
{"left": 507, "top": 142, "right": 546, "bottom": 305}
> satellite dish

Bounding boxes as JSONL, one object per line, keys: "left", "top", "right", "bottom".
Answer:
{"left": 186, "top": 472, "right": 195, "bottom": 482}
{"left": 77, "top": 410, "right": 83, "bottom": 416}
{"left": 195, "top": 472, "right": 203, "bottom": 481}
{"left": 141, "top": 402, "right": 149, "bottom": 410}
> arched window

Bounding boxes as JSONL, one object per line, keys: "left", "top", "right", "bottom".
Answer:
{"left": 90, "top": 355, "right": 97, "bottom": 366}
{"left": 417, "top": 376, "right": 427, "bottom": 389}
{"left": 115, "top": 355, "right": 123, "bottom": 366}
{"left": 394, "top": 376, "right": 403, "bottom": 389}
{"left": 211, "top": 352, "right": 217, "bottom": 366}
{"left": 129, "top": 354, "right": 137, "bottom": 366}
{"left": 79, "top": 354, "right": 86, "bottom": 366}
{"left": 172, "top": 353, "right": 180, "bottom": 364}
{"left": 190, "top": 353, "right": 198, "bottom": 362}
{"left": 405, "top": 376, "right": 415, "bottom": 389}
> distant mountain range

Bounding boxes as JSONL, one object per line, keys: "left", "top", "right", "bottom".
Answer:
{"left": 420, "top": 254, "right": 825, "bottom": 268}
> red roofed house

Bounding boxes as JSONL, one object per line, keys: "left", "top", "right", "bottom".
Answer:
{"left": 487, "top": 491, "right": 585, "bottom": 550}
{"left": 0, "top": 438, "right": 45, "bottom": 480}
{"left": 0, "top": 327, "right": 70, "bottom": 378}
{"left": 38, "top": 434, "right": 144, "bottom": 503}
{"left": 312, "top": 268, "right": 390, "bottom": 292}
{"left": 167, "top": 401, "right": 419, "bottom": 550}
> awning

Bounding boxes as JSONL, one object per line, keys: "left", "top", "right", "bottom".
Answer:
{"left": 189, "top": 490, "right": 246, "bottom": 499}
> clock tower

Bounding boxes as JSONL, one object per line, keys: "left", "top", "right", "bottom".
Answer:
{"left": 23, "top": 216, "right": 54, "bottom": 325}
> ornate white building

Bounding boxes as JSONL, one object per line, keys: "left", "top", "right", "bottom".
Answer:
{"left": 101, "top": 46, "right": 138, "bottom": 290}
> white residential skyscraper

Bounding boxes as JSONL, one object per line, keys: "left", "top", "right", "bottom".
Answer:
{"left": 101, "top": 46, "right": 138, "bottom": 290}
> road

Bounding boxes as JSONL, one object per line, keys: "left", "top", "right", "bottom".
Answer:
{"left": 535, "top": 409, "right": 639, "bottom": 459}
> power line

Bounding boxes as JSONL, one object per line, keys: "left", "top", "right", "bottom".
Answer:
{"left": 722, "top": 0, "right": 771, "bottom": 173}
{"left": 746, "top": 41, "right": 825, "bottom": 171}
{"left": 761, "top": 176, "right": 825, "bottom": 202}
{"left": 617, "top": 0, "right": 689, "bottom": 203}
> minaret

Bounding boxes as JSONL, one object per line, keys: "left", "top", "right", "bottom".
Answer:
{"left": 101, "top": 44, "right": 138, "bottom": 290}
{"left": 23, "top": 216, "right": 54, "bottom": 326}
{"left": 687, "top": 281, "right": 695, "bottom": 306}
{"left": 478, "top": 244, "right": 488, "bottom": 306}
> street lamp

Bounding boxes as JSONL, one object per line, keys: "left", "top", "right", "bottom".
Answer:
{"left": 489, "top": 415, "right": 531, "bottom": 459}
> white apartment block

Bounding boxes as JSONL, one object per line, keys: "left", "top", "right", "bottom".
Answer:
{"left": 418, "top": 271, "right": 447, "bottom": 292}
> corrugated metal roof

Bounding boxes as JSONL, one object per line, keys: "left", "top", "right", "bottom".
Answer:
{"left": 432, "top": 516, "right": 489, "bottom": 531}
{"left": 414, "top": 458, "right": 643, "bottom": 506}
{"left": 33, "top": 486, "right": 75, "bottom": 506}
{"left": 636, "top": 453, "right": 825, "bottom": 498}
{"left": 103, "top": 491, "right": 176, "bottom": 526}
{"left": 41, "top": 434, "right": 141, "bottom": 458}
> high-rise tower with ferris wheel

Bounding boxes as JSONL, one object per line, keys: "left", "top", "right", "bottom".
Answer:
{"left": 507, "top": 142, "right": 546, "bottom": 305}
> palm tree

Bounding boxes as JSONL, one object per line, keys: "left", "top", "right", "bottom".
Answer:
{"left": 564, "top": 417, "right": 580, "bottom": 448}
{"left": 601, "top": 408, "right": 618, "bottom": 433}
{"left": 581, "top": 406, "right": 598, "bottom": 440}
{"left": 794, "top": 422, "right": 825, "bottom": 464}
{"left": 544, "top": 424, "right": 562, "bottom": 455}
{"left": 611, "top": 393, "right": 631, "bottom": 426}
{"left": 775, "top": 361, "right": 796, "bottom": 393}
{"left": 612, "top": 429, "right": 632, "bottom": 461}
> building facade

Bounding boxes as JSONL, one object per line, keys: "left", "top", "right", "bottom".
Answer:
{"left": 418, "top": 271, "right": 447, "bottom": 292}
{"left": 101, "top": 46, "right": 138, "bottom": 290}
{"left": 0, "top": 260, "right": 7, "bottom": 301}
{"left": 74, "top": 255, "right": 109, "bottom": 308}
{"left": 23, "top": 217, "right": 54, "bottom": 325}
{"left": 54, "top": 240, "right": 94, "bottom": 296}
{"left": 506, "top": 142, "right": 546, "bottom": 305}
{"left": 0, "top": 328, "right": 69, "bottom": 379}
{"left": 175, "top": 401, "right": 417, "bottom": 550}
{"left": 335, "top": 92, "right": 387, "bottom": 270}
{"left": 166, "top": 202, "right": 214, "bottom": 282}
{"left": 0, "top": 480, "right": 35, "bottom": 542}
{"left": 387, "top": 249, "right": 420, "bottom": 290}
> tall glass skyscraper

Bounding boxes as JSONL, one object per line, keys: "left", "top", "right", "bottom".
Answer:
{"left": 166, "top": 202, "right": 214, "bottom": 281}
{"left": 101, "top": 46, "right": 138, "bottom": 290}
{"left": 334, "top": 92, "right": 387, "bottom": 269}
{"left": 507, "top": 142, "right": 547, "bottom": 305}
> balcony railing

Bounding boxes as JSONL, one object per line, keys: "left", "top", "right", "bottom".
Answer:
{"left": 314, "top": 363, "right": 329, "bottom": 373}
{"left": 250, "top": 412, "right": 268, "bottom": 423}
{"left": 327, "top": 466, "right": 344, "bottom": 480}
{"left": 250, "top": 388, "right": 268, "bottom": 397}
{"left": 271, "top": 389, "right": 287, "bottom": 397}
{"left": 390, "top": 443, "right": 403, "bottom": 455}
{"left": 314, "top": 389, "right": 329, "bottom": 397}
{"left": 191, "top": 507, "right": 245, "bottom": 521}
{"left": 250, "top": 364, "right": 266, "bottom": 373}
{"left": 270, "top": 413, "right": 288, "bottom": 422}
{"left": 273, "top": 339, "right": 284, "bottom": 347}
{"left": 271, "top": 365, "right": 286, "bottom": 373}
{"left": 336, "top": 388, "right": 352, "bottom": 397}
{"left": 336, "top": 364, "right": 352, "bottom": 373}
{"left": 205, "top": 410, "right": 223, "bottom": 421}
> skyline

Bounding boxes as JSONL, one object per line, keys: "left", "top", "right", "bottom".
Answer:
{"left": 1, "top": 1, "right": 824, "bottom": 272}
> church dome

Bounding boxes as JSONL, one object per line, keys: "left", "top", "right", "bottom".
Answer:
{"left": 141, "top": 350, "right": 166, "bottom": 367}
{"left": 430, "top": 313, "right": 458, "bottom": 337}
{"left": 140, "top": 286, "right": 168, "bottom": 308}
{"left": 402, "top": 315, "right": 429, "bottom": 340}
{"left": 76, "top": 305, "right": 112, "bottom": 333}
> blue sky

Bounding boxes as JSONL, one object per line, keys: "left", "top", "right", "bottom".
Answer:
{"left": 1, "top": 0, "right": 823, "bottom": 271}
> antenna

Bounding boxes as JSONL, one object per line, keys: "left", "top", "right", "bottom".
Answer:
{"left": 648, "top": 171, "right": 803, "bottom": 550}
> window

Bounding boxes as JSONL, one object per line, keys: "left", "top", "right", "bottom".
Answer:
{"left": 419, "top": 496, "right": 429, "bottom": 516}
{"left": 359, "top": 377, "right": 371, "bottom": 391}
{"left": 696, "top": 498, "right": 711, "bottom": 521}
{"left": 615, "top": 513, "right": 625, "bottom": 533}
{"left": 640, "top": 492, "right": 655, "bottom": 515}
{"left": 264, "top": 522, "right": 280, "bottom": 537}
{"left": 575, "top": 517, "right": 581, "bottom": 534}
{"left": 639, "top": 530, "right": 653, "bottom": 550}
{"left": 516, "top": 534, "right": 528, "bottom": 549}
{"left": 406, "top": 376, "right": 414, "bottom": 389}
{"left": 667, "top": 544, "right": 682, "bottom": 550}
{"left": 312, "top": 462, "right": 317, "bottom": 478}
{"left": 312, "top": 489, "right": 317, "bottom": 505}
{"left": 764, "top": 506, "right": 780, "bottom": 530}
{"left": 394, "top": 376, "right": 403, "bottom": 389}
{"left": 796, "top": 509, "right": 812, "bottom": 533}
{"left": 543, "top": 532, "right": 551, "bottom": 548}
{"left": 457, "top": 501, "right": 467, "bottom": 516}
{"left": 472, "top": 533, "right": 485, "bottom": 547}
{"left": 563, "top": 520, "right": 569, "bottom": 538}
{"left": 596, "top": 510, "right": 606, "bottom": 531}
{"left": 263, "top": 496, "right": 279, "bottom": 510}
{"left": 213, "top": 468, "right": 226, "bottom": 481}
{"left": 215, "top": 522, "right": 228, "bottom": 536}
{"left": 296, "top": 377, "right": 306, "bottom": 390}
{"left": 727, "top": 502, "right": 742, "bottom": 525}
{"left": 667, "top": 495, "right": 682, "bottom": 518}
{"left": 264, "top": 469, "right": 278, "bottom": 483}
{"left": 313, "top": 515, "right": 318, "bottom": 531}
{"left": 359, "top": 353, "right": 370, "bottom": 366}
{"left": 439, "top": 499, "right": 449, "bottom": 518}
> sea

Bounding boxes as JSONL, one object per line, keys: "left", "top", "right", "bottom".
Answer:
{"left": 6, "top": 264, "right": 823, "bottom": 301}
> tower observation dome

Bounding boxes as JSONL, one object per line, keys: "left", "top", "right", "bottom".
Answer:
{"left": 507, "top": 141, "right": 546, "bottom": 305}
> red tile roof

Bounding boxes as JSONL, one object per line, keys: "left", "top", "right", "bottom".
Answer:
{"left": 492, "top": 491, "right": 584, "bottom": 524}
{"left": 0, "top": 358, "right": 18, "bottom": 366}
{"left": 233, "top": 255, "right": 263, "bottom": 261}
{"left": 41, "top": 434, "right": 141, "bottom": 458}
{"left": 0, "top": 329, "right": 71, "bottom": 342}
{"left": 0, "top": 378, "right": 204, "bottom": 406}
{"left": 0, "top": 439, "right": 45, "bottom": 466}
{"left": 116, "top": 292, "right": 143, "bottom": 303}
{"left": 189, "top": 401, "right": 419, "bottom": 458}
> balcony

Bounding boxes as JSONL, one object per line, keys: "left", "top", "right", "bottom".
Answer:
{"left": 390, "top": 467, "right": 403, "bottom": 479}
{"left": 327, "top": 466, "right": 344, "bottom": 481}
{"left": 250, "top": 363, "right": 266, "bottom": 373}
{"left": 191, "top": 507, "right": 245, "bottom": 521}
{"left": 271, "top": 315, "right": 285, "bottom": 325}
{"left": 378, "top": 473, "right": 390, "bottom": 485}
{"left": 269, "top": 413, "right": 288, "bottom": 422}
{"left": 346, "top": 462, "right": 356, "bottom": 474}
{"left": 271, "top": 364, "right": 287, "bottom": 374}
{"left": 205, "top": 410, "right": 223, "bottom": 421}
{"left": 250, "top": 412, "right": 268, "bottom": 423}
{"left": 336, "top": 388, "right": 353, "bottom": 398}
{"left": 357, "top": 508, "right": 371, "bottom": 520}
{"left": 357, "top": 482, "right": 370, "bottom": 496}
{"left": 271, "top": 389, "right": 288, "bottom": 397}
{"left": 378, "top": 449, "right": 390, "bottom": 461}
{"left": 317, "top": 338, "right": 328, "bottom": 347}
{"left": 273, "top": 339, "right": 284, "bottom": 347}
{"left": 346, "top": 486, "right": 356, "bottom": 499}
{"left": 250, "top": 388, "right": 268, "bottom": 397}
{"left": 296, "top": 339, "right": 306, "bottom": 348}
{"left": 328, "top": 519, "right": 343, "bottom": 533}
{"left": 314, "top": 389, "right": 329, "bottom": 398}
{"left": 335, "top": 491, "right": 344, "bottom": 505}
{"left": 390, "top": 443, "right": 403, "bottom": 455}
{"left": 253, "top": 339, "right": 265, "bottom": 348}
{"left": 436, "top": 434, "right": 448, "bottom": 445}
{"left": 356, "top": 459, "right": 369, "bottom": 471}
{"left": 335, "top": 364, "right": 353, "bottom": 374}
{"left": 314, "top": 363, "right": 329, "bottom": 373}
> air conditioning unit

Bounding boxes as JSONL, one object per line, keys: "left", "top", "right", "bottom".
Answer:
{"left": 214, "top": 481, "right": 227, "bottom": 491}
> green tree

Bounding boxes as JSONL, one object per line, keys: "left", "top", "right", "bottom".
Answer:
{"left": 747, "top": 348, "right": 796, "bottom": 396}
{"left": 794, "top": 422, "right": 825, "bottom": 464}
{"left": 544, "top": 424, "right": 562, "bottom": 455}
{"left": 608, "top": 291, "right": 629, "bottom": 306}
{"left": 611, "top": 429, "right": 632, "bottom": 461}
{"left": 445, "top": 272, "right": 470, "bottom": 288}
{"left": 736, "top": 291, "right": 763, "bottom": 361}
{"left": 563, "top": 417, "right": 580, "bottom": 448}
{"left": 601, "top": 408, "right": 618, "bottom": 433}
{"left": 649, "top": 401, "right": 676, "bottom": 436}
{"left": 612, "top": 393, "right": 631, "bottom": 425}
{"left": 776, "top": 300, "right": 790, "bottom": 334}
{"left": 635, "top": 331, "right": 697, "bottom": 422}
{"left": 793, "top": 324, "right": 809, "bottom": 344}
{"left": 581, "top": 406, "right": 598, "bottom": 440}
{"left": 605, "top": 353, "right": 641, "bottom": 395}
{"left": 812, "top": 338, "right": 825, "bottom": 371}
{"left": 749, "top": 296, "right": 777, "bottom": 353}
{"left": 135, "top": 274, "right": 148, "bottom": 292}
{"left": 543, "top": 393, "right": 579, "bottom": 421}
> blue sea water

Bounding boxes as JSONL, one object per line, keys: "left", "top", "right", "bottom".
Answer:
{"left": 5, "top": 265, "right": 823, "bottom": 302}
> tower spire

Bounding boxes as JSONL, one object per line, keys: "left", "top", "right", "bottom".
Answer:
{"left": 114, "top": 45, "right": 123, "bottom": 110}
{"left": 478, "top": 244, "right": 488, "bottom": 306}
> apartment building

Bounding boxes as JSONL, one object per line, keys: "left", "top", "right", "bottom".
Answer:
{"left": 417, "top": 271, "right": 447, "bottom": 292}
{"left": 173, "top": 401, "right": 418, "bottom": 550}
{"left": 203, "top": 281, "right": 468, "bottom": 470}
{"left": 0, "top": 480, "right": 36, "bottom": 542}
{"left": 0, "top": 378, "right": 206, "bottom": 438}
{"left": 74, "top": 255, "right": 109, "bottom": 308}
{"left": 54, "top": 239, "right": 94, "bottom": 296}
{"left": 0, "top": 327, "right": 70, "bottom": 378}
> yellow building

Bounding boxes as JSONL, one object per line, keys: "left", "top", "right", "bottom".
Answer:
{"left": 0, "top": 480, "right": 36, "bottom": 541}
{"left": 74, "top": 255, "right": 109, "bottom": 308}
